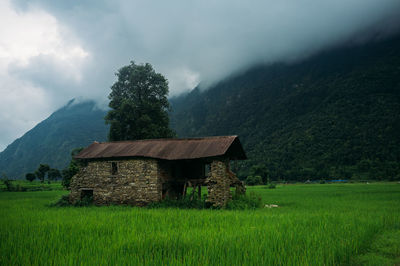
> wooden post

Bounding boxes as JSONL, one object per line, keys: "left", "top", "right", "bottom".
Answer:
{"left": 190, "top": 185, "right": 196, "bottom": 200}
{"left": 183, "top": 181, "right": 187, "bottom": 197}
{"left": 198, "top": 185, "right": 201, "bottom": 199}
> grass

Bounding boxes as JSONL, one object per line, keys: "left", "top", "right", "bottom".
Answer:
{"left": 352, "top": 229, "right": 400, "bottom": 265}
{"left": 0, "top": 180, "right": 63, "bottom": 191}
{"left": 0, "top": 183, "right": 399, "bottom": 265}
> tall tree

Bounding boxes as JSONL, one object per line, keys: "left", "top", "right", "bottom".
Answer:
{"left": 25, "top": 173, "right": 36, "bottom": 182}
{"left": 105, "top": 61, "right": 175, "bottom": 141}
{"left": 35, "top": 164, "right": 50, "bottom": 183}
{"left": 47, "top": 168, "right": 61, "bottom": 183}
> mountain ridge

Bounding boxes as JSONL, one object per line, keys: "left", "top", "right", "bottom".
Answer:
{"left": 0, "top": 100, "right": 108, "bottom": 178}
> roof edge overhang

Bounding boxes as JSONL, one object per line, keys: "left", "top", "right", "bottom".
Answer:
{"left": 76, "top": 154, "right": 245, "bottom": 161}
{"left": 74, "top": 135, "right": 247, "bottom": 161}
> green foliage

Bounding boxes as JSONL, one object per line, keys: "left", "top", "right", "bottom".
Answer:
{"left": 245, "top": 175, "right": 263, "bottom": 186}
{"left": 35, "top": 164, "right": 50, "bottom": 183}
{"left": 3, "top": 180, "right": 13, "bottom": 191}
{"left": 105, "top": 61, "right": 175, "bottom": 141}
{"left": 226, "top": 192, "right": 263, "bottom": 210}
{"left": 0, "top": 178, "right": 28, "bottom": 192}
{"left": 147, "top": 195, "right": 207, "bottom": 209}
{"left": 0, "top": 180, "right": 62, "bottom": 192}
{"left": 50, "top": 194, "right": 92, "bottom": 207}
{"left": 148, "top": 191, "right": 264, "bottom": 210}
{"left": 1, "top": 174, "right": 14, "bottom": 191}
{"left": 249, "top": 164, "right": 269, "bottom": 184}
{"left": 47, "top": 169, "right": 61, "bottom": 182}
{"left": 26, "top": 165, "right": 61, "bottom": 184}
{"left": 148, "top": 192, "right": 264, "bottom": 210}
{"left": 171, "top": 36, "right": 400, "bottom": 181}
{"left": 25, "top": 173, "right": 36, "bottom": 182}
{"left": 62, "top": 148, "right": 85, "bottom": 189}
{"left": 74, "top": 195, "right": 93, "bottom": 207}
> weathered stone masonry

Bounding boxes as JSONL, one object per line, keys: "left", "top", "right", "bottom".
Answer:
{"left": 206, "top": 159, "right": 233, "bottom": 207}
{"left": 70, "top": 157, "right": 245, "bottom": 207}
{"left": 70, "top": 158, "right": 161, "bottom": 205}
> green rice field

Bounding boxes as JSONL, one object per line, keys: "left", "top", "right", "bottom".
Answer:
{"left": 1, "top": 183, "right": 399, "bottom": 265}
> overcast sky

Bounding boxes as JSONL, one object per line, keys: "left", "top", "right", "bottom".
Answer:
{"left": 1, "top": 0, "right": 400, "bottom": 151}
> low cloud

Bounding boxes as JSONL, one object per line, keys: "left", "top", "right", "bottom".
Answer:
{"left": 1, "top": 0, "right": 400, "bottom": 150}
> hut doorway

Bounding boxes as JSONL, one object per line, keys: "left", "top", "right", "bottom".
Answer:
{"left": 160, "top": 160, "right": 208, "bottom": 200}
{"left": 80, "top": 189, "right": 93, "bottom": 202}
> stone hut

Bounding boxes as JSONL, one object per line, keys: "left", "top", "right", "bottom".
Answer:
{"left": 69, "top": 136, "right": 246, "bottom": 207}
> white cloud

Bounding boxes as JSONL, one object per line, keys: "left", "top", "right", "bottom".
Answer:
{"left": 0, "top": 0, "right": 88, "bottom": 151}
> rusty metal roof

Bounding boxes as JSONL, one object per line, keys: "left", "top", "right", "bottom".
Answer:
{"left": 75, "top": 136, "right": 247, "bottom": 160}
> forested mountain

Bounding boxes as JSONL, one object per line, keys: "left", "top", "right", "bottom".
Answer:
{"left": 1, "top": 35, "right": 399, "bottom": 181}
{"left": 0, "top": 100, "right": 108, "bottom": 179}
{"left": 170, "top": 35, "right": 400, "bottom": 181}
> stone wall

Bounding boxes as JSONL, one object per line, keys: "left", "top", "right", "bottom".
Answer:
{"left": 206, "top": 159, "right": 232, "bottom": 207}
{"left": 206, "top": 159, "right": 246, "bottom": 207}
{"left": 69, "top": 157, "right": 244, "bottom": 207}
{"left": 69, "top": 158, "right": 161, "bottom": 206}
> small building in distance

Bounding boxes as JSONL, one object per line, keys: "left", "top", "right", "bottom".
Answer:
{"left": 69, "top": 136, "right": 246, "bottom": 207}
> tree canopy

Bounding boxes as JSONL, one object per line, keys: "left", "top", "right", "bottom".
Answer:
{"left": 105, "top": 61, "right": 175, "bottom": 141}
{"left": 61, "top": 147, "right": 85, "bottom": 189}
{"left": 26, "top": 164, "right": 62, "bottom": 184}
{"left": 25, "top": 173, "right": 36, "bottom": 182}
{"left": 35, "top": 164, "right": 50, "bottom": 183}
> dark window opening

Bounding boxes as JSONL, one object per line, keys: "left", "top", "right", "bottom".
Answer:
{"left": 111, "top": 162, "right": 118, "bottom": 175}
{"left": 81, "top": 189, "right": 93, "bottom": 202}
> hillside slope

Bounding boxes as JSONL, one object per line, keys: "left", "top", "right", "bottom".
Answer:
{"left": 170, "top": 36, "right": 400, "bottom": 180}
{"left": 0, "top": 100, "right": 108, "bottom": 179}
